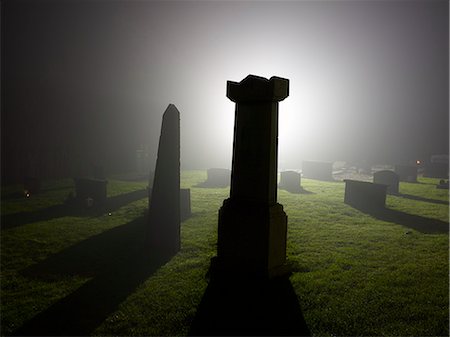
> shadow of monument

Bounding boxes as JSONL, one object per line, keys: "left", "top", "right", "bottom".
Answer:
{"left": 354, "top": 206, "right": 449, "bottom": 234}
{"left": 1, "top": 189, "right": 148, "bottom": 231}
{"left": 189, "top": 276, "right": 310, "bottom": 336}
{"left": 395, "top": 193, "right": 449, "bottom": 206}
{"left": 14, "top": 215, "right": 171, "bottom": 336}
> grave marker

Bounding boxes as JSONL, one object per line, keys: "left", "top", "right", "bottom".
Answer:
{"left": 302, "top": 160, "right": 333, "bottom": 181}
{"left": 212, "top": 75, "right": 290, "bottom": 279}
{"left": 344, "top": 179, "right": 387, "bottom": 211}
{"left": 148, "top": 104, "right": 180, "bottom": 257}
{"left": 373, "top": 170, "right": 399, "bottom": 194}
{"left": 278, "top": 171, "right": 302, "bottom": 193}
{"left": 394, "top": 164, "right": 417, "bottom": 182}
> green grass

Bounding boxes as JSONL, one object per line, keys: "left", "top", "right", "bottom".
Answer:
{"left": 1, "top": 171, "right": 448, "bottom": 336}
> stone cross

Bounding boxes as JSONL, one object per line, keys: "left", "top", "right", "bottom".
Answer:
{"left": 213, "top": 75, "right": 290, "bottom": 279}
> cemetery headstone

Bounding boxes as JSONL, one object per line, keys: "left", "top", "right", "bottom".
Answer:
{"left": 148, "top": 104, "right": 180, "bottom": 257}
{"left": 196, "top": 168, "right": 231, "bottom": 187}
{"left": 278, "top": 170, "right": 302, "bottom": 193}
{"left": 212, "top": 75, "right": 290, "bottom": 279}
{"left": 344, "top": 179, "right": 387, "bottom": 211}
{"left": 424, "top": 155, "right": 449, "bottom": 179}
{"left": 394, "top": 164, "right": 417, "bottom": 182}
{"left": 302, "top": 160, "right": 333, "bottom": 181}
{"left": 373, "top": 170, "right": 399, "bottom": 194}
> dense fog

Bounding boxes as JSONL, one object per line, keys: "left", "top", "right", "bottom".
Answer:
{"left": 2, "top": 1, "right": 448, "bottom": 181}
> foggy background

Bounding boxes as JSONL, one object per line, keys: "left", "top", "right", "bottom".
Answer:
{"left": 2, "top": 0, "right": 448, "bottom": 182}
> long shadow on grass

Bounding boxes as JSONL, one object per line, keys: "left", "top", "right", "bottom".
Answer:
{"left": 395, "top": 193, "right": 449, "bottom": 206}
{"left": 189, "top": 275, "right": 310, "bottom": 336}
{"left": 14, "top": 215, "right": 170, "bottom": 336}
{"left": 357, "top": 207, "right": 449, "bottom": 234}
{"left": 1, "top": 189, "right": 148, "bottom": 230}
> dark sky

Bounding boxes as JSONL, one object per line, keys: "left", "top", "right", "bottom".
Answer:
{"left": 2, "top": 0, "right": 449, "bottom": 178}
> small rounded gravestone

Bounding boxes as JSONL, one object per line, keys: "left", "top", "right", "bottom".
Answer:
{"left": 279, "top": 171, "right": 302, "bottom": 193}
{"left": 373, "top": 170, "right": 399, "bottom": 194}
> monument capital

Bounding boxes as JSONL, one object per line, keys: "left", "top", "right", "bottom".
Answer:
{"left": 227, "top": 75, "right": 289, "bottom": 103}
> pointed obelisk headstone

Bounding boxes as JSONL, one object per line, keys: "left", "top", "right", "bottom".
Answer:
{"left": 148, "top": 104, "right": 180, "bottom": 257}
{"left": 211, "top": 75, "right": 290, "bottom": 279}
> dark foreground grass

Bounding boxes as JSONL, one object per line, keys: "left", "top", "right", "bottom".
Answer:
{"left": 1, "top": 172, "right": 448, "bottom": 336}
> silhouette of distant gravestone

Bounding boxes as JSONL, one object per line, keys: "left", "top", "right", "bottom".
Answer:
{"left": 373, "top": 170, "right": 399, "bottom": 194}
{"left": 394, "top": 164, "right": 417, "bottom": 182}
{"left": 212, "top": 75, "right": 290, "bottom": 279}
{"left": 278, "top": 170, "right": 302, "bottom": 193}
{"left": 196, "top": 168, "right": 231, "bottom": 187}
{"left": 148, "top": 104, "right": 180, "bottom": 257}
{"left": 302, "top": 160, "right": 333, "bottom": 181}
{"left": 344, "top": 179, "right": 387, "bottom": 211}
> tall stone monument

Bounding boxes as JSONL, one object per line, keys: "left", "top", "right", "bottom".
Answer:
{"left": 148, "top": 104, "right": 180, "bottom": 257}
{"left": 212, "top": 75, "right": 290, "bottom": 279}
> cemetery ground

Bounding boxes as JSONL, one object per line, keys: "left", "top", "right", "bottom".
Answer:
{"left": 1, "top": 171, "right": 448, "bottom": 336}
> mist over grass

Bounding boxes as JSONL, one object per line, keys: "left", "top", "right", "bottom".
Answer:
{"left": 1, "top": 171, "right": 448, "bottom": 336}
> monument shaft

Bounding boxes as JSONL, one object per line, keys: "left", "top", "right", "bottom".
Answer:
{"left": 215, "top": 75, "right": 289, "bottom": 278}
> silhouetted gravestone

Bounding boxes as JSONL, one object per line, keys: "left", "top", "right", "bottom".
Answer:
{"left": 394, "top": 164, "right": 417, "bottom": 182}
{"left": 302, "top": 160, "right": 333, "bottom": 181}
{"left": 196, "top": 168, "right": 231, "bottom": 187}
{"left": 344, "top": 179, "right": 387, "bottom": 211}
{"left": 212, "top": 75, "right": 290, "bottom": 279}
{"left": 190, "top": 75, "right": 310, "bottom": 336}
{"left": 73, "top": 178, "right": 108, "bottom": 207}
{"left": 424, "top": 155, "right": 449, "bottom": 179}
{"left": 278, "top": 170, "right": 302, "bottom": 193}
{"left": 180, "top": 188, "right": 191, "bottom": 221}
{"left": 148, "top": 104, "right": 180, "bottom": 257}
{"left": 373, "top": 170, "right": 399, "bottom": 194}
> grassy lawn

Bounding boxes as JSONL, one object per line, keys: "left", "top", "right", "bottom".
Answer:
{"left": 1, "top": 171, "right": 448, "bottom": 336}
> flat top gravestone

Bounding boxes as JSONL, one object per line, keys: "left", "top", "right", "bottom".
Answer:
{"left": 344, "top": 179, "right": 387, "bottom": 211}
{"left": 394, "top": 164, "right": 418, "bottom": 182}
{"left": 302, "top": 160, "right": 333, "bottom": 181}
{"left": 148, "top": 104, "right": 180, "bottom": 258}
{"left": 278, "top": 170, "right": 302, "bottom": 193}
{"left": 373, "top": 170, "right": 399, "bottom": 194}
{"left": 196, "top": 168, "right": 231, "bottom": 188}
{"left": 213, "top": 75, "right": 290, "bottom": 280}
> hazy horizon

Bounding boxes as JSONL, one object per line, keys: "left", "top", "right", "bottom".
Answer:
{"left": 2, "top": 0, "right": 448, "bottom": 180}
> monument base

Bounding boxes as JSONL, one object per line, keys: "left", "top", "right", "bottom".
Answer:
{"left": 212, "top": 198, "right": 290, "bottom": 280}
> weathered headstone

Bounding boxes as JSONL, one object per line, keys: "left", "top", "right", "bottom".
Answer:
{"left": 373, "top": 170, "right": 399, "bottom": 194}
{"left": 394, "top": 164, "right": 417, "bottom": 182}
{"left": 344, "top": 179, "right": 387, "bottom": 211}
{"left": 212, "top": 75, "right": 290, "bottom": 279}
{"left": 278, "top": 170, "right": 302, "bottom": 193}
{"left": 424, "top": 155, "right": 449, "bottom": 179}
{"left": 196, "top": 168, "right": 231, "bottom": 187}
{"left": 302, "top": 160, "right": 333, "bottom": 181}
{"left": 148, "top": 104, "right": 180, "bottom": 257}
{"left": 73, "top": 177, "right": 108, "bottom": 207}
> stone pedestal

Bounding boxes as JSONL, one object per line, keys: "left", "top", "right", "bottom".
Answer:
{"left": 213, "top": 75, "right": 290, "bottom": 279}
